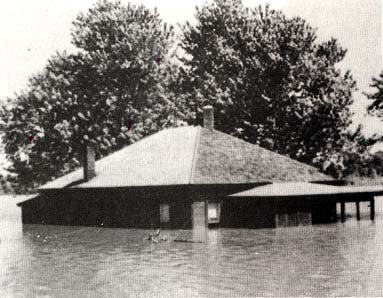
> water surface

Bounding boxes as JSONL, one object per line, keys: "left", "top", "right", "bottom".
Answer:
{"left": 1, "top": 197, "right": 383, "bottom": 297}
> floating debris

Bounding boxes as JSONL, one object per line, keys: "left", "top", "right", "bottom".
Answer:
{"left": 146, "top": 229, "right": 167, "bottom": 244}
{"left": 173, "top": 239, "right": 203, "bottom": 243}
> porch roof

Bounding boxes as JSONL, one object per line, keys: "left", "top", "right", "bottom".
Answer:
{"left": 229, "top": 182, "right": 383, "bottom": 198}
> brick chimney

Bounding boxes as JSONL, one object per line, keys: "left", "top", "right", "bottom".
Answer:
{"left": 203, "top": 105, "right": 214, "bottom": 130}
{"left": 84, "top": 144, "right": 96, "bottom": 181}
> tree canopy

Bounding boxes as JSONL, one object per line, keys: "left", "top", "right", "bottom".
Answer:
{"left": 176, "top": 0, "right": 357, "bottom": 177}
{"left": 0, "top": 0, "right": 179, "bottom": 192}
{"left": 367, "top": 71, "right": 383, "bottom": 117}
{"left": 0, "top": 0, "right": 375, "bottom": 192}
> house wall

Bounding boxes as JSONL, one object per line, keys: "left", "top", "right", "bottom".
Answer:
{"left": 220, "top": 198, "right": 276, "bottom": 228}
{"left": 20, "top": 184, "right": 261, "bottom": 229}
{"left": 21, "top": 191, "right": 194, "bottom": 229}
{"left": 20, "top": 185, "right": 343, "bottom": 230}
{"left": 273, "top": 197, "right": 337, "bottom": 226}
{"left": 219, "top": 196, "right": 337, "bottom": 229}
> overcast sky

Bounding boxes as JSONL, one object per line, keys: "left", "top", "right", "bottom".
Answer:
{"left": 0, "top": 0, "right": 381, "bottom": 134}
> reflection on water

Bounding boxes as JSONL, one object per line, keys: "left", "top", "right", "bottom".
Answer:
{"left": 2, "top": 198, "right": 383, "bottom": 297}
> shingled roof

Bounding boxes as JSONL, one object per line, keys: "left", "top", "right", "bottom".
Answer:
{"left": 39, "top": 126, "right": 332, "bottom": 190}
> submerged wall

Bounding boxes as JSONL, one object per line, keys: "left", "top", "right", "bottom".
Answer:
{"left": 219, "top": 196, "right": 337, "bottom": 229}
{"left": 220, "top": 198, "right": 276, "bottom": 228}
{"left": 20, "top": 191, "right": 194, "bottom": 229}
{"left": 20, "top": 187, "right": 339, "bottom": 230}
{"left": 19, "top": 184, "right": 258, "bottom": 229}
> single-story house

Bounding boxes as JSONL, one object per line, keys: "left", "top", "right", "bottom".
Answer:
{"left": 17, "top": 106, "right": 383, "bottom": 229}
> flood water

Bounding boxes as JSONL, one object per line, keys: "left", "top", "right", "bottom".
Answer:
{"left": 2, "top": 197, "right": 383, "bottom": 297}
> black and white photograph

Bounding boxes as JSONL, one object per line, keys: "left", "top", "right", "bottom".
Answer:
{"left": 0, "top": 0, "right": 382, "bottom": 297}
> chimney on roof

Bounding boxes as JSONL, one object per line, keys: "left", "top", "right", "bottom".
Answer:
{"left": 84, "top": 144, "right": 96, "bottom": 181}
{"left": 203, "top": 105, "right": 214, "bottom": 130}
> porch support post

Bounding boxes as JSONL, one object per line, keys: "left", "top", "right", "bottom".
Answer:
{"left": 356, "top": 201, "right": 360, "bottom": 221}
{"left": 341, "top": 201, "right": 346, "bottom": 223}
{"left": 370, "top": 197, "right": 375, "bottom": 221}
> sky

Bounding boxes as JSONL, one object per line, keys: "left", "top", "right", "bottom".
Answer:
{"left": 0, "top": 0, "right": 381, "bottom": 135}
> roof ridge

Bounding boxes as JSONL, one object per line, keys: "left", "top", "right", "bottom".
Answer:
{"left": 189, "top": 126, "right": 201, "bottom": 184}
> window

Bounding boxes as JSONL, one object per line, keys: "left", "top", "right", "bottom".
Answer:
{"left": 160, "top": 204, "right": 170, "bottom": 223}
{"left": 208, "top": 202, "right": 221, "bottom": 224}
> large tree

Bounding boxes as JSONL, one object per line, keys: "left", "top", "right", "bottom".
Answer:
{"left": 176, "top": 0, "right": 357, "bottom": 176}
{"left": 0, "top": 0, "right": 178, "bottom": 192}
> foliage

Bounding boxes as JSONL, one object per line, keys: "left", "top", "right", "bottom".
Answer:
{"left": 0, "top": 0, "right": 178, "bottom": 192}
{"left": 357, "top": 70, "right": 383, "bottom": 179}
{"left": 313, "top": 125, "right": 377, "bottom": 178}
{"left": 0, "top": 131, "right": 13, "bottom": 194}
{"left": 176, "top": 0, "right": 357, "bottom": 177}
{"left": 367, "top": 71, "right": 383, "bottom": 117}
{"left": 0, "top": 176, "right": 13, "bottom": 194}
